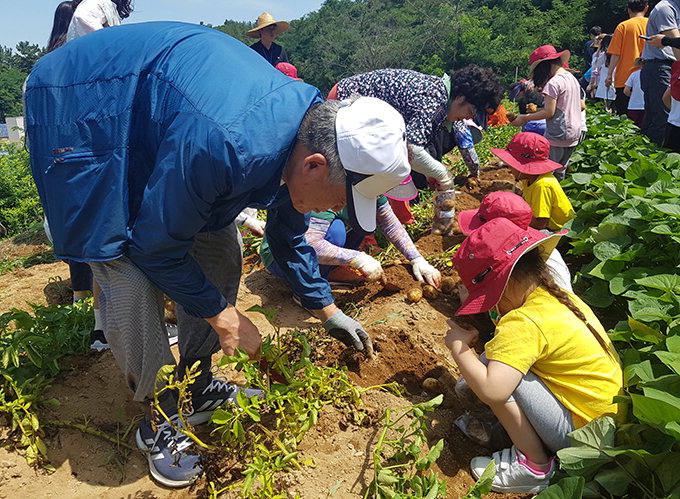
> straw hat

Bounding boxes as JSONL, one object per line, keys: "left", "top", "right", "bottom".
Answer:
{"left": 246, "top": 12, "right": 290, "bottom": 38}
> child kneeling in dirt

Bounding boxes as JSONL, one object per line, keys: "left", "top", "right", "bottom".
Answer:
{"left": 260, "top": 194, "right": 440, "bottom": 289}
{"left": 494, "top": 132, "right": 575, "bottom": 232}
{"left": 445, "top": 218, "right": 622, "bottom": 494}
{"left": 457, "top": 191, "right": 572, "bottom": 292}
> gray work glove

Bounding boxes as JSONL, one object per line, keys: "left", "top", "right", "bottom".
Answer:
{"left": 323, "top": 310, "right": 372, "bottom": 352}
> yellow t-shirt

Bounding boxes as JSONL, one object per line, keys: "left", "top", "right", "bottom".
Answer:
{"left": 608, "top": 17, "right": 648, "bottom": 88}
{"left": 485, "top": 287, "right": 622, "bottom": 428}
{"left": 520, "top": 173, "right": 575, "bottom": 231}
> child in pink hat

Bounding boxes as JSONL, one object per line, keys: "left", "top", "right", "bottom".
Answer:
{"left": 446, "top": 218, "right": 622, "bottom": 494}
{"left": 457, "top": 191, "right": 572, "bottom": 292}
{"left": 510, "top": 45, "right": 584, "bottom": 180}
{"left": 492, "top": 132, "right": 575, "bottom": 231}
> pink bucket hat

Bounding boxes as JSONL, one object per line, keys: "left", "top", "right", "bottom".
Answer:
{"left": 528, "top": 45, "right": 570, "bottom": 76}
{"left": 454, "top": 218, "right": 565, "bottom": 315}
{"left": 491, "top": 132, "right": 562, "bottom": 175}
{"left": 457, "top": 191, "right": 533, "bottom": 234}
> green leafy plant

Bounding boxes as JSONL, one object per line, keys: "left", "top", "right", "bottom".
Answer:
{"left": 203, "top": 306, "right": 390, "bottom": 498}
{"left": 0, "top": 301, "right": 92, "bottom": 465}
{"left": 0, "top": 142, "right": 43, "bottom": 237}
{"left": 548, "top": 107, "right": 680, "bottom": 497}
{"left": 366, "top": 394, "right": 446, "bottom": 499}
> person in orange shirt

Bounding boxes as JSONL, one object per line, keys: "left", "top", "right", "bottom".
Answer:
{"left": 488, "top": 103, "right": 510, "bottom": 126}
{"left": 606, "top": 0, "right": 649, "bottom": 115}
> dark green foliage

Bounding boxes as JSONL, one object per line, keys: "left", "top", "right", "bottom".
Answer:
{"left": 548, "top": 107, "right": 680, "bottom": 499}
{"left": 214, "top": 0, "right": 593, "bottom": 92}
{"left": 0, "top": 142, "right": 42, "bottom": 237}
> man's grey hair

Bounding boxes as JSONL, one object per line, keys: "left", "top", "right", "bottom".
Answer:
{"left": 297, "top": 94, "right": 360, "bottom": 185}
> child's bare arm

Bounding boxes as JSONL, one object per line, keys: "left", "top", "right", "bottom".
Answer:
{"left": 511, "top": 96, "right": 556, "bottom": 126}
{"left": 445, "top": 322, "right": 524, "bottom": 404}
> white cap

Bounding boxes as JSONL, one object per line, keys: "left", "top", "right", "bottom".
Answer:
{"left": 335, "top": 97, "right": 411, "bottom": 234}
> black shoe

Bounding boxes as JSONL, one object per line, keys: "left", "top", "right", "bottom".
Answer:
{"left": 89, "top": 329, "right": 109, "bottom": 351}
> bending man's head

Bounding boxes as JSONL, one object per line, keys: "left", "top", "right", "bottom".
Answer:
{"left": 284, "top": 96, "right": 411, "bottom": 234}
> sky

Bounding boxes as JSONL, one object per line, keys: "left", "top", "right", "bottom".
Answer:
{"left": 0, "top": 0, "right": 325, "bottom": 50}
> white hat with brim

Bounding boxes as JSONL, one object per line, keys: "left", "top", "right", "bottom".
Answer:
{"left": 246, "top": 12, "right": 290, "bottom": 38}
{"left": 336, "top": 97, "right": 411, "bottom": 235}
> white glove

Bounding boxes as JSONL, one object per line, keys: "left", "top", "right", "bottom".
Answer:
{"left": 349, "top": 252, "right": 383, "bottom": 281}
{"left": 243, "top": 216, "right": 266, "bottom": 236}
{"left": 411, "top": 256, "right": 441, "bottom": 288}
{"left": 436, "top": 172, "right": 455, "bottom": 191}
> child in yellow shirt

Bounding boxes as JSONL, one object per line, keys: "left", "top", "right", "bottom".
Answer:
{"left": 492, "top": 132, "right": 575, "bottom": 230}
{"left": 445, "top": 218, "right": 622, "bottom": 494}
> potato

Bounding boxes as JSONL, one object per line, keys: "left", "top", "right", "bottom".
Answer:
{"left": 441, "top": 277, "right": 456, "bottom": 295}
{"left": 422, "top": 377, "right": 441, "bottom": 393}
{"left": 526, "top": 103, "right": 538, "bottom": 113}
{"left": 406, "top": 287, "right": 422, "bottom": 303}
{"left": 441, "top": 199, "right": 456, "bottom": 211}
{"left": 422, "top": 284, "right": 438, "bottom": 300}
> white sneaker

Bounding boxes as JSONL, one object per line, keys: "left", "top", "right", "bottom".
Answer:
{"left": 470, "top": 446, "right": 555, "bottom": 494}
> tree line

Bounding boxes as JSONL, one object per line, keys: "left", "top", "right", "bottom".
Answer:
{"left": 0, "top": 0, "right": 634, "bottom": 119}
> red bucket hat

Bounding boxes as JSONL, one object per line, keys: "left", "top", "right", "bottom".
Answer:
{"left": 457, "top": 191, "right": 533, "bottom": 234}
{"left": 491, "top": 132, "right": 562, "bottom": 175}
{"left": 453, "top": 218, "right": 565, "bottom": 315}
{"left": 528, "top": 45, "right": 570, "bottom": 76}
{"left": 276, "top": 62, "right": 303, "bottom": 81}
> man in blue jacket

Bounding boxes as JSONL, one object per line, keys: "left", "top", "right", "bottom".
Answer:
{"left": 25, "top": 22, "right": 410, "bottom": 487}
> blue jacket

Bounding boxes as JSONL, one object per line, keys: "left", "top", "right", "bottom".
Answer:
{"left": 25, "top": 22, "right": 333, "bottom": 318}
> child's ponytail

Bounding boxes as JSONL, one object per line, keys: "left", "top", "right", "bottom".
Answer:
{"left": 513, "top": 249, "right": 612, "bottom": 356}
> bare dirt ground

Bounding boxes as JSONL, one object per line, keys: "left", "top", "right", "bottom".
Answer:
{"left": 0, "top": 164, "right": 526, "bottom": 499}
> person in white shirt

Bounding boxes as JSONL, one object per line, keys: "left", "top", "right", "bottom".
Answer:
{"left": 66, "top": 0, "right": 132, "bottom": 42}
{"left": 624, "top": 58, "right": 645, "bottom": 127}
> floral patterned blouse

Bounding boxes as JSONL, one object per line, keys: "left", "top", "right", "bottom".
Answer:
{"left": 336, "top": 69, "right": 449, "bottom": 147}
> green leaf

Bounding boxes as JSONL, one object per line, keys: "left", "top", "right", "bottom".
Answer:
{"left": 655, "top": 203, "right": 680, "bottom": 218}
{"left": 667, "top": 335, "right": 680, "bottom": 353}
{"left": 572, "top": 173, "right": 594, "bottom": 185}
{"left": 654, "top": 351, "right": 680, "bottom": 375}
{"left": 535, "top": 476, "right": 585, "bottom": 499}
{"left": 245, "top": 305, "right": 279, "bottom": 326}
{"left": 636, "top": 274, "right": 680, "bottom": 294}
{"left": 464, "top": 459, "right": 495, "bottom": 498}
{"left": 593, "top": 241, "right": 623, "bottom": 261}
{"left": 628, "top": 317, "right": 666, "bottom": 344}
{"left": 593, "top": 466, "right": 631, "bottom": 496}
{"left": 631, "top": 388, "right": 680, "bottom": 440}
{"left": 581, "top": 280, "right": 615, "bottom": 308}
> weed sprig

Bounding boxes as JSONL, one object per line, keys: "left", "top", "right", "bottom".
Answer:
{"left": 366, "top": 395, "right": 446, "bottom": 498}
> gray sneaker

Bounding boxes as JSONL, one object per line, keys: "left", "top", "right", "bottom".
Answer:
{"left": 188, "top": 376, "right": 264, "bottom": 425}
{"left": 136, "top": 414, "right": 201, "bottom": 488}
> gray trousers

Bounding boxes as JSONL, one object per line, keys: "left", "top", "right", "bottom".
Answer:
{"left": 548, "top": 145, "right": 577, "bottom": 182}
{"left": 90, "top": 224, "right": 242, "bottom": 402}
{"left": 640, "top": 61, "right": 672, "bottom": 146}
{"left": 479, "top": 354, "right": 575, "bottom": 453}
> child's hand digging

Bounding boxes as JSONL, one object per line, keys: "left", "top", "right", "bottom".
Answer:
{"left": 444, "top": 320, "right": 479, "bottom": 355}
